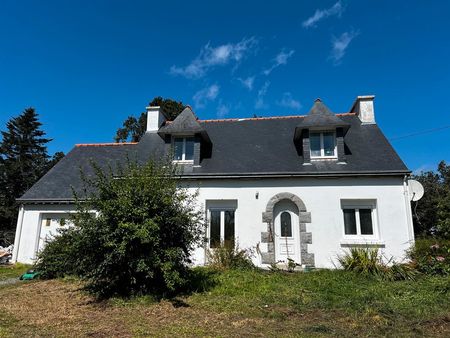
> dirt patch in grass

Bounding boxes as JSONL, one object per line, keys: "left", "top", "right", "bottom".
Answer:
{"left": 0, "top": 271, "right": 449, "bottom": 337}
{"left": 0, "top": 280, "right": 352, "bottom": 337}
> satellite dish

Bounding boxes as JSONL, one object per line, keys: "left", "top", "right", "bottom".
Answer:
{"left": 408, "top": 180, "right": 424, "bottom": 201}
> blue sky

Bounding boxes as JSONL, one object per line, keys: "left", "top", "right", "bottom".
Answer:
{"left": 1, "top": 1, "right": 449, "bottom": 172}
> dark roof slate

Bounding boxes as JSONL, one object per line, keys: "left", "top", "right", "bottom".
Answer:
{"left": 158, "top": 107, "right": 204, "bottom": 135}
{"left": 19, "top": 114, "right": 410, "bottom": 201}
{"left": 295, "top": 99, "right": 350, "bottom": 134}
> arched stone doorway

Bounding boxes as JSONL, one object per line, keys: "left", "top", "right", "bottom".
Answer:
{"left": 260, "top": 192, "right": 314, "bottom": 267}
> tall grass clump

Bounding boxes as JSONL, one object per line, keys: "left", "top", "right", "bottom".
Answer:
{"left": 206, "top": 242, "right": 255, "bottom": 270}
{"left": 337, "top": 247, "right": 417, "bottom": 281}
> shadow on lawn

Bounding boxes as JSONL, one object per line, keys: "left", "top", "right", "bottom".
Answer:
{"left": 168, "top": 267, "right": 219, "bottom": 307}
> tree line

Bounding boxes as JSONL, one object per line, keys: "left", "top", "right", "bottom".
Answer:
{"left": 0, "top": 108, "right": 64, "bottom": 245}
{"left": 412, "top": 161, "right": 450, "bottom": 238}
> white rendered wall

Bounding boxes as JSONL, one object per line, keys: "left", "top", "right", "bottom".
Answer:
{"left": 13, "top": 204, "right": 76, "bottom": 264}
{"left": 13, "top": 176, "right": 414, "bottom": 268}
{"left": 186, "top": 176, "right": 413, "bottom": 268}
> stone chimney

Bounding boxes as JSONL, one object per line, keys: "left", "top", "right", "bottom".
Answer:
{"left": 350, "top": 95, "right": 375, "bottom": 124}
{"left": 146, "top": 106, "right": 165, "bottom": 132}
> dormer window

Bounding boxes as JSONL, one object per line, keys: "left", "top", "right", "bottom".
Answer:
{"left": 310, "top": 131, "right": 336, "bottom": 158}
{"left": 174, "top": 137, "right": 194, "bottom": 162}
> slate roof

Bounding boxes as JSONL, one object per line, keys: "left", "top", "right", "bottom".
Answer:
{"left": 18, "top": 113, "right": 410, "bottom": 202}
{"left": 295, "top": 99, "right": 350, "bottom": 134}
{"left": 158, "top": 107, "right": 211, "bottom": 142}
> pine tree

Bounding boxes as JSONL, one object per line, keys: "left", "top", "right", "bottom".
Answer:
{"left": 115, "top": 97, "right": 185, "bottom": 142}
{"left": 0, "top": 108, "right": 52, "bottom": 231}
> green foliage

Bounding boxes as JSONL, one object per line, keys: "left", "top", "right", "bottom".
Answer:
{"left": 408, "top": 237, "right": 450, "bottom": 276}
{"left": 206, "top": 242, "right": 255, "bottom": 270}
{"left": 35, "top": 228, "right": 80, "bottom": 279}
{"left": 36, "top": 158, "right": 203, "bottom": 299}
{"left": 413, "top": 160, "right": 450, "bottom": 238}
{"left": 337, "top": 247, "right": 417, "bottom": 281}
{"left": 115, "top": 96, "right": 185, "bottom": 142}
{"left": 0, "top": 108, "right": 63, "bottom": 243}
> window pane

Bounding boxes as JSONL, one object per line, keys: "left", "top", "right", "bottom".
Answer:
{"left": 185, "top": 137, "right": 194, "bottom": 161}
{"left": 323, "top": 132, "right": 335, "bottom": 156}
{"left": 224, "top": 210, "right": 235, "bottom": 247}
{"left": 174, "top": 138, "right": 183, "bottom": 160}
{"left": 310, "top": 133, "right": 321, "bottom": 157}
{"left": 343, "top": 209, "right": 357, "bottom": 235}
{"left": 210, "top": 210, "right": 221, "bottom": 248}
{"left": 280, "top": 212, "right": 292, "bottom": 237}
{"left": 359, "top": 209, "right": 374, "bottom": 235}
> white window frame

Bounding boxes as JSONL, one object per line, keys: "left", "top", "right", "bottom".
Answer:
{"left": 341, "top": 200, "right": 379, "bottom": 241}
{"left": 173, "top": 137, "right": 194, "bottom": 163}
{"left": 207, "top": 208, "right": 236, "bottom": 248}
{"left": 310, "top": 131, "right": 337, "bottom": 159}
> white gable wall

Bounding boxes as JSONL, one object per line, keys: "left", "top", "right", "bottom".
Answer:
{"left": 13, "top": 176, "right": 414, "bottom": 268}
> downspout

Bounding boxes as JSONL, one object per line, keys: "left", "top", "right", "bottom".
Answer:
{"left": 11, "top": 204, "right": 25, "bottom": 263}
{"left": 403, "top": 176, "right": 415, "bottom": 245}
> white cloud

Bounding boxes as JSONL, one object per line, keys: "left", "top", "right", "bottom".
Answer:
{"left": 238, "top": 76, "right": 255, "bottom": 90}
{"left": 170, "top": 37, "right": 257, "bottom": 79}
{"left": 216, "top": 102, "right": 230, "bottom": 118}
{"left": 263, "top": 49, "right": 295, "bottom": 75}
{"left": 302, "top": 1, "right": 344, "bottom": 28}
{"left": 255, "top": 81, "right": 270, "bottom": 109}
{"left": 193, "top": 84, "right": 219, "bottom": 108}
{"left": 330, "top": 31, "right": 359, "bottom": 64}
{"left": 277, "top": 92, "right": 302, "bottom": 110}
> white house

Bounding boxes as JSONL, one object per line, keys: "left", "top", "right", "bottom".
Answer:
{"left": 12, "top": 95, "right": 415, "bottom": 268}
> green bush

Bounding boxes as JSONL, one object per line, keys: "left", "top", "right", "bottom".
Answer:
{"left": 337, "top": 247, "right": 417, "bottom": 281}
{"left": 36, "top": 159, "right": 203, "bottom": 299}
{"left": 408, "top": 237, "right": 450, "bottom": 276}
{"left": 35, "top": 228, "right": 80, "bottom": 279}
{"left": 206, "top": 242, "right": 255, "bottom": 270}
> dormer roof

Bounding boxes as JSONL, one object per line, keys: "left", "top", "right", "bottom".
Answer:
{"left": 294, "top": 99, "right": 350, "bottom": 138}
{"left": 158, "top": 106, "right": 211, "bottom": 142}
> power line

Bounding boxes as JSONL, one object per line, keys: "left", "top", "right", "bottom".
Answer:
{"left": 389, "top": 125, "right": 450, "bottom": 141}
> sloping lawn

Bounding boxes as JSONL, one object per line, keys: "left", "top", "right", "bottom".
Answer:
{"left": 0, "top": 264, "right": 29, "bottom": 281}
{"left": 0, "top": 267, "right": 448, "bottom": 337}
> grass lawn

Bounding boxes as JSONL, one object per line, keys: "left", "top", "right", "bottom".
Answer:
{"left": 0, "top": 264, "right": 29, "bottom": 281}
{"left": 0, "top": 267, "right": 448, "bottom": 337}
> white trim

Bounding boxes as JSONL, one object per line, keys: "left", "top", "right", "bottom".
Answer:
{"left": 11, "top": 205, "right": 25, "bottom": 263}
{"left": 206, "top": 204, "right": 237, "bottom": 249}
{"left": 310, "top": 131, "right": 337, "bottom": 159}
{"left": 340, "top": 239, "right": 385, "bottom": 245}
{"left": 341, "top": 199, "right": 379, "bottom": 241}
{"left": 173, "top": 137, "right": 194, "bottom": 162}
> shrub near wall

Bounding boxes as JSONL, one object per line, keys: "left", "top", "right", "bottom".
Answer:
{"left": 408, "top": 238, "right": 450, "bottom": 276}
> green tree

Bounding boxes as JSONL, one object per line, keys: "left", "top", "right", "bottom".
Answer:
{"left": 436, "top": 161, "right": 450, "bottom": 237}
{"left": 0, "top": 108, "right": 51, "bottom": 231}
{"left": 36, "top": 159, "right": 203, "bottom": 299}
{"left": 115, "top": 97, "right": 185, "bottom": 142}
{"left": 413, "top": 160, "right": 450, "bottom": 238}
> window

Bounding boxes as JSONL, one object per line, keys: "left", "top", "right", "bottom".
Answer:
{"left": 341, "top": 200, "right": 377, "bottom": 237}
{"left": 310, "top": 132, "right": 336, "bottom": 158}
{"left": 208, "top": 209, "right": 235, "bottom": 248}
{"left": 45, "top": 218, "right": 51, "bottom": 227}
{"left": 280, "top": 212, "right": 292, "bottom": 237}
{"left": 173, "top": 137, "right": 194, "bottom": 162}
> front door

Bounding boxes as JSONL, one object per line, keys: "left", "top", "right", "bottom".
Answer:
{"left": 274, "top": 203, "right": 300, "bottom": 264}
